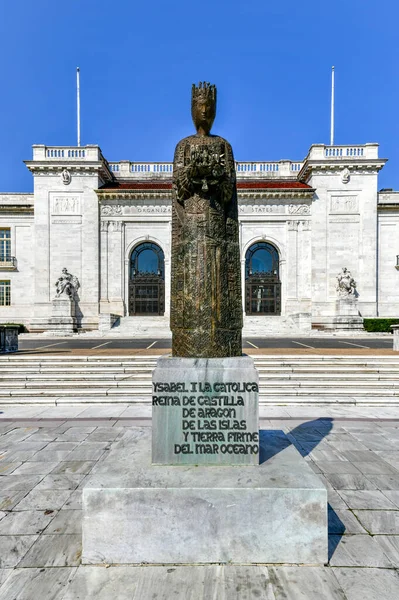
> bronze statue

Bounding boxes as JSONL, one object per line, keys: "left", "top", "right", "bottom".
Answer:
{"left": 171, "top": 82, "right": 242, "bottom": 357}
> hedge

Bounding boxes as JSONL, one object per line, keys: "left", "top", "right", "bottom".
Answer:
{"left": 363, "top": 318, "right": 399, "bottom": 333}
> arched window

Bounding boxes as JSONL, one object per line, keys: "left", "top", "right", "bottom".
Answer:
{"left": 245, "top": 242, "right": 281, "bottom": 315}
{"left": 129, "top": 242, "right": 165, "bottom": 315}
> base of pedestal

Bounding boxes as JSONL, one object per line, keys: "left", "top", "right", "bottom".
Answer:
{"left": 82, "top": 428, "right": 328, "bottom": 565}
{"left": 334, "top": 297, "right": 364, "bottom": 330}
{"left": 47, "top": 296, "right": 77, "bottom": 335}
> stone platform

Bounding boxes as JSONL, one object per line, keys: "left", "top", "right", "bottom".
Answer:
{"left": 82, "top": 427, "right": 328, "bottom": 565}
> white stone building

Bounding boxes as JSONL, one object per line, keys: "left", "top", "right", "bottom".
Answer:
{"left": 0, "top": 142, "right": 397, "bottom": 335}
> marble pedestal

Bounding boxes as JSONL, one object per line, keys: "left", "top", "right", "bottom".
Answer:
{"left": 47, "top": 296, "right": 77, "bottom": 335}
{"left": 152, "top": 355, "right": 259, "bottom": 466}
{"left": 82, "top": 428, "right": 328, "bottom": 565}
{"left": 334, "top": 296, "right": 364, "bottom": 330}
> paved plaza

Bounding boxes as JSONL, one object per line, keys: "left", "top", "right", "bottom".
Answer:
{"left": 0, "top": 402, "right": 399, "bottom": 598}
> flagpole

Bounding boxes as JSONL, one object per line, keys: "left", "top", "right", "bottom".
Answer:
{"left": 330, "top": 65, "right": 335, "bottom": 146}
{"left": 77, "top": 67, "right": 81, "bottom": 147}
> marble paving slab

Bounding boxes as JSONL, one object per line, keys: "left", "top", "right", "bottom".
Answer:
{"left": 0, "top": 510, "right": 54, "bottom": 535}
{"left": 338, "top": 490, "right": 398, "bottom": 509}
{"left": 13, "top": 489, "right": 72, "bottom": 511}
{"left": 18, "top": 534, "right": 82, "bottom": 567}
{"left": 352, "top": 509, "right": 399, "bottom": 534}
{"left": 381, "top": 490, "right": 399, "bottom": 508}
{"left": 332, "top": 567, "right": 399, "bottom": 600}
{"left": 374, "top": 535, "right": 399, "bottom": 567}
{"left": 328, "top": 534, "right": 394, "bottom": 567}
{"left": 0, "top": 535, "right": 38, "bottom": 567}
{"left": 61, "top": 565, "right": 275, "bottom": 600}
{"left": 44, "top": 509, "right": 82, "bottom": 534}
{"left": 328, "top": 509, "right": 367, "bottom": 534}
{"left": 268, "top": 566, "right": 346, "bottom": 600}
{"left": 11, "top": 461, "right": 59, "bottom": 475}
{"left": 0, "top": 566, "right": 77, "bottom": 599}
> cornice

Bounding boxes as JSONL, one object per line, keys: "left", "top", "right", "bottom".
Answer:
{"left": 24, "top": 161, "right": 114, "bottom": 183}
{"left": 97, "top": 190, "right": 171, "bottom": 201}
{"left": 377, "top": 203, "right": 399, "bottom": 211}
{"left": 0, "top": 205, "right": 34, "bottom": 215}
{"left": 96, "top": 188, "right": 314, "bottom": 201}
{"left": 238, "top": 189, "right": 314, "bottom": 200}
{"left": 299, "top": 159, "right": 387, "bottom": 182}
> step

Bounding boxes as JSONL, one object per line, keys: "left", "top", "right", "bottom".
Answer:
{"left": 1, "top": 378, "right": 398, "bottom": 389}
{"left": 1, "top": 384, "right": 398, "bottom": 397}
{"left": 0, "top": 372, "right": 397, "bottom": 382}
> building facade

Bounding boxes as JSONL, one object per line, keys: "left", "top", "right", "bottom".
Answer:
{"left": 0, "top": 142, "right": 398, "bottom": 335}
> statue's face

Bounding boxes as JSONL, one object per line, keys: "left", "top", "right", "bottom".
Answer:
{"left": 192, "top": 100, "right": 216, "bottom": 134}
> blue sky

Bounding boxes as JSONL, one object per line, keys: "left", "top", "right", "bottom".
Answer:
{"left": 1, "top": 0, "right": 398, "bottom": 191}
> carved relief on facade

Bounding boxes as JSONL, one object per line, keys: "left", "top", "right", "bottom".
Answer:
{"left": 100, "top": 203, "right": 171, "bottom": 216}
{"left": 288, "top": 204, "right": 311, "bottom": 215}
{"left": 100, "top": 220, "right": 109, "bottom": 232}
{"left": 287, "top": 220, "right": 299, "bottom": 231}
{"left": 109, "top": 220, "right": 124, "bottom": 232}
{"left": 61, "top": 169, "right": 71, "bottom": 185}
{"left": 52, "top": 195, "right": 81, "bottom": 215}
{"left": 101, "top": 204, "right": 123, "bottom": 216}
{"left": 137, "top": 205, "right": 171, "bottom": 213}
{"left": 341, "top": 168, "right": 350, "bottom": 184}
{"left": 330, "top": 195, "right": 358, "bottom": 214}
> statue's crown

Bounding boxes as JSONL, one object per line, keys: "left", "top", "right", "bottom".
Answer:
{"left": 191, "top": 82, "right": 217, "bottom": 107}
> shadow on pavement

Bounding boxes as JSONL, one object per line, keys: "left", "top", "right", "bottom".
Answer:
{"left": 258, "top": 419, "right": 345, "bottom": 561}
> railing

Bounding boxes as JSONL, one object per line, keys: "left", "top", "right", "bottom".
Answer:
{"left": 0, "top": 257, "right": 17, "bottom": 270}
{"left": 325, "top": 147, "right": 364, "bottom": 157}
{"left": 32, "top": 145, "right": 103, "bottom": 161}
{"left": 131, "top": 163, "right": 173, "bottom": 173}
{"left": 107, "top": 160, "right": 303, "bottom": 178}
{"left": 304, "top": 144, "right": 379, "bottom": 162}
{"left": 46, "top": 149, "right": 86, "bottom": 158}
{"left": 236, "top": 163, "right": 279, "bottom": 173}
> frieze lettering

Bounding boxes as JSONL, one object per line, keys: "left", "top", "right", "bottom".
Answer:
{"left": 137, "top": 205, "right": 171, "bottom": 213}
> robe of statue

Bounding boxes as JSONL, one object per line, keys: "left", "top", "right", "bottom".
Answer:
{"left": 171, "top": 133, "right": 242, "bottom": 358}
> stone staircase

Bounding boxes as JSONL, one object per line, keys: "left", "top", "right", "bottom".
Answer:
{"left": 0, "top": 355, "right": 399, "bottom": 405}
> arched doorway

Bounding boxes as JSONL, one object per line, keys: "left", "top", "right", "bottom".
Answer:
{"left": 245, "top": 242, "right": 281, "bottom": 315}
{"left": 129, "top": 242, "right": 165, "bottom": 316}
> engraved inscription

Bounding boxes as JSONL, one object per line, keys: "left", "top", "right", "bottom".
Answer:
{"left": 153, "top": 380, "right": 259, "bottom": 457}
